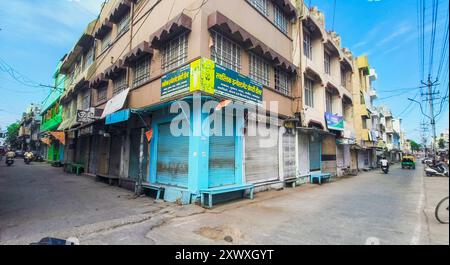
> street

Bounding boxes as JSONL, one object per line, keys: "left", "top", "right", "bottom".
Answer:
{"left": 0, "top": 160, "right": 448, "bottom": 245}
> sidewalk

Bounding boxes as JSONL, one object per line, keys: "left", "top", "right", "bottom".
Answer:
{"left": 423, "top": 173, "right": 449, "bottom": 245}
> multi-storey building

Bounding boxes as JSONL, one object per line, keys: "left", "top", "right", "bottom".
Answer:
{"left": 18, "top": 103, "right": 42, "bottom": 152}
{"left": 51, "top": 0, "right": 384, "bottom": 205}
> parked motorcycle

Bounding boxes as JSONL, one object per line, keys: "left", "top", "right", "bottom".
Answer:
{"left": 425, "top": 163, "right": 449, "bottom": 177}
{"left": 5, "top": 157, "right": 14, "bottom": 167}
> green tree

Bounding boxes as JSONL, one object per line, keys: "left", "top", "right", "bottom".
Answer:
{"left": 438, "top": 138, "right": 445, "bottom": 149}
{"left": 409, "top": 140, "right": 421, "bottom": 152}
{"left": 6, "top": 122, "right": 20, "bottom": 149}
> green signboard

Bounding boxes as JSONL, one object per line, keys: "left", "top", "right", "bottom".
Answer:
{"left": 161, "top": 58, "right": 263, "bottom": 104}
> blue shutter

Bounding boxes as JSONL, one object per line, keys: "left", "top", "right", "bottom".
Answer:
{"left": 156, "top": 123, "right": 189, "bottom": 188}
{"left": 309, "top": 136, "right": 321, "bottom": 171}
{"left": 208, "top": 117, "right": 236, "bottom": 188}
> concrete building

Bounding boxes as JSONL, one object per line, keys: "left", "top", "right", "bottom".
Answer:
{"left": 18, "top": 103, "right": 42, "bottom": 152}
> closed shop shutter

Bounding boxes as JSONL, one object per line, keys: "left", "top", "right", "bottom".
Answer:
{"left": 129, "top": 129, "right": 149, "bottom": 181}
{"left": 209, "top": 117, "right": 236, "bottom": 188}
{"left": 309, "top": 136, "right": 321, "bottom": 171}
{"left": 156, "top": 123, "right": 189, "bottom": 188}
{"left": 282, "top": 131, "right": 296, "bottom": 179}
{"left": 97, "top": 136, "right": 110, "bottom": 176}
{"left": 109, "top": 135, "right": 123, "bottom": 177}
{"left": 298, "top": 132, "right": 310, "bottom": 175}
{"left": 245, "top": 122, "right": 280, "bottom": 183}
{"left": 343, "top": 145, "right": 351, "bottom": 168}
{"left": 336, "top": 145, "right": 344, "bottom": 168}
{"left": 88, "top": 135, "right": 99, "bottom": 174}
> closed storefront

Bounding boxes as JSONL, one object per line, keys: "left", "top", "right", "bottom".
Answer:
{"left": 75, "top": 136, "right": 90, "bottom": 167}
{"left": 358, "top": 149, "right": 369, "bottom": 169}
{"left": 282, "top": 130, "right": 296, "bottom": 179}
{"left": 128, "top": 128, "right": 149, "bottom": 181}
{"left": 322, "top": 135, "right": 337, "bottom": 175}
{"left": 97, "top": 136, "right": 111, "bottom": 176}
{"left": 88, "top": 135, "right": 99, "bottom": 175}
{"left": 156, "top": 122, "right": 189, "bottom": 188}
{"left": 309, "top": 135, "right": 322, "bottom": 172}
{"left": 108, "top": 134, "right": 123, "bottom": 177}
{"left": 209, "top": 116, "right": 236, "bottom": 188}
{"left": 245, "top": 121, "right": 280, "bottom": 184}
{"left": 297, "top": 132, "right": 310, "bottom": 175}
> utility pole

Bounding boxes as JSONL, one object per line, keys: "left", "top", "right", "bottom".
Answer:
{"left": 421, "top": 75, "right": 440, "bottom": 158}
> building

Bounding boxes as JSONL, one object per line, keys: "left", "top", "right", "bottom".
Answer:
{"left": 18, "top": 103, "right": 42, "bottom": 152}
{"left": 47, "top": 0, "right": 399, "bottom": 205}
{"left": 39, "top": 57, "right": 66, "bottom": 163}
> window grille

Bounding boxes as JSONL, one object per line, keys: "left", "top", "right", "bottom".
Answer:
{"left": 161, "top": 33, "right": 188, "bottom": 72}
{"left": 211, "top": 31, "right": 241, "bottom": 72}
{"left": 275, "top": 69, "right": 290, "bottom": 95}
{"left": 249, "top": 53, "right": 270, "bottom": 86}
{"left": 132, "top": 56, "right": 150, "bottom": 88}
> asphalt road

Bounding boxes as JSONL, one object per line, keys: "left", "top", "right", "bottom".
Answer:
{"left": 0, "top": 158, "right": 448, "bottom": 245}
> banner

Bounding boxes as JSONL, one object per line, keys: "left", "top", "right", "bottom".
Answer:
{"left": 50, "top": 131, "right": 65, "bottom": 145}
{"left": 145, "top": 129, "right": 153, "bottom": 142}
{"left": 325, "top": 112, "right": 344, "bottom": 131}
{"left": 41, "top": 137, "right": 51, "bottom": 146}
{"left": 161, "top": 58, "right": 263, "bottom": 104}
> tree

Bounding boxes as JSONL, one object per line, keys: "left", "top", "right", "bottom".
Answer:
{"left": 438, "top": 138, "right": 445, "bottom": 149}
{"left": 5, "top": 122, "right": 20, "bottom": 149}
{"left": 409, "top": 140, "right": 421, "bottom": 152}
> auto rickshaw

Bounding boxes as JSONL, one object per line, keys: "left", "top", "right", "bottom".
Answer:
{"left": 401, "top": 155, "right": 416, "bottom": 169}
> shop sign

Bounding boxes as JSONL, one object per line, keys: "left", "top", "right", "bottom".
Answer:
{"left": 77, "top": 108, "right": 101, "bottom": 123}
{"left": 336, "top": 138, "right": 356, "bottom": 145}
{"left": 325, "top": 112, "right": 344, "bottom": 131}
{"left": 161, "top": 58, "right": 263, "bottom": 104}
{"left": 79, "top": 126, "right": 94, "bottom": 136}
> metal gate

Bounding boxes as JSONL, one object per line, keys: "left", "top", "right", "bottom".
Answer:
{"left": 282, "top": 131, "right": 296, "bottom": 179}
{"left": 156, "top": 123, "right": 189, "bottom": 188}
{"left": 245, "top": 122, "right": 280, "bottom": 183}
{"left": 97, "top": 136, "right": 110, "bottom": 176}
{"left": 208, "top": 117, "right": 236, "bottom": 188}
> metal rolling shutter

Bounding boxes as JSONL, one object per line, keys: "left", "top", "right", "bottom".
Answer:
{"left": 97, "top": 136, "right": 110, "bottom": 176}
{"left": 282, "top": 131, "right": 296, "bottom": 179}
{"left": 309, "top": 136, "right": 321, "bottom": 171}
{"left": 128, "top": 129, "right": 149, "bottom": 181}
{"left": 245, "top": 122, "right": 280, "bottom": 183}
{"left": 209, "top": 118, "right": 236, "bottom": 188}
{"left": 156, "top": 123, "right": 189, "bottom": 188}
{"left": 88, "top": 135, "right": 99, "bottom": 174}
{"left": 109, "top": 135, "right": 122, "bottom": 177}
{"left": 298, "top": 132, "right": 310, "bottom": 175}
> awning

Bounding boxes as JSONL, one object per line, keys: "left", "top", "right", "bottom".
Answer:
{"left": 208, "top": 11, "right": 296, "bottom": 73}
{"left": 106, "top": 109, "right": 131, "bottom": 125}
{"left": 104, "top": 59, "right": 126, "bottom": 79}
{"left": 57, "top": 115, "right": 78, "bottom": 131}
{"left": 108, "top": 0, "right": 132, "bottom": 23}
{"left": 304, "top": 66, "right": 322, "bottom": 83}
{"left": 303, "top": 15, "right": 325, "bottom": 39}
{"left": 149, "top": 13, "right": 192, "bottom": 49}
{"left": 94, "top": 19, "right": 113, "bottom": 39}
{"left": 123, "top": 41, "right": 153, "bottom": 65}
{"left": 90, "top": 73, "right": 109, "bottom": 88}
{"left": 101, "top": 88, "right": 130, "bottom": 119}
{"left": 297, "top": 127, "right": 335, "bottom": 136}
{"left": 326, "top": 82, "right": 340, "bottom": 96}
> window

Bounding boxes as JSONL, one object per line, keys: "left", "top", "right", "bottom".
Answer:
{"left": 304, "top": 78, "right": 314, "bottom": 107}
{"left": 303, "top": 32, "right": 312, "bottom": 60}
{"left": 132, "top": 56, "right": 150, "bottom": 88}
{"left": 360, "top": 91, "right": 365, "bottom": 104}
{"left": 113, "top": 72, "right": 128, "bottom": 96}
{"left": 81, "top": 92, "right": 91, "bottom": 110}
{"left": 117, "top": 12, "right": 130, "bottom": 36}
{"left": 211, "top": 31, "right": 241, "bottom": 72}
{"left": 97, "top": 86, "right": 107, "bottom": 102}
{"left": 161, "top": 33, "right": 188, "bottom": 72}
{"left": 326, "top": 91, "right": 333, "bottom": 113}
{"left": 362, "top": 117, "right": 367, "bottom": 129}
{"left": 250, "top": 0, "right": 268, "bottom": 16}
{"left": 249, "top": 53, "right": 270, "bottom": 86}
{"left": 274, "top": 4, "right": 289, "bottom": 34}
{"left": 324, "top": 52, "right": 331, "bottom": 75}
{"left": 84, "top": 48, "right": 94, "bottom": 69}
{"left": 101, "top": 31, "right": 111, "bottom": 52}
{"left": 341, "top": 68, "right": 347, "bottom": 87}
{"left": 275, "top": 69, "right": 290, "bottom": 95}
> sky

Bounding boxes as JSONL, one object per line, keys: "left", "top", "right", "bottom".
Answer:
{"left": 0, "top": 0, "right": 448, "bottom": 143}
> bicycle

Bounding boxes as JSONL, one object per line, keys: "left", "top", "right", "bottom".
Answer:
{"left": 435, "top": 196, "right": 449, "bottom": 224}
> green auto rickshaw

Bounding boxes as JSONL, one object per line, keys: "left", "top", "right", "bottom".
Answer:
{"left": 401, "top": 155, "right": 416, "bottom": 169}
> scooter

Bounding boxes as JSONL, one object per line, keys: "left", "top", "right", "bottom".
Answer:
{"left": 425, "top": 163, "right": 449, "bottom": 177}
{"left": 24, "top": 156, "right": 32, "bottom": 165}
{"left": 5, "top": 157, "right": 14, "bottom": 167}
{"left": 381, "top": 165, "right": 389, "bottom": 174}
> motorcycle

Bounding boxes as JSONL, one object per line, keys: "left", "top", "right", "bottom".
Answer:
{"left": 5, "top": 157, "right": 14, "bottom": 167}
{"left": 24, "top": 153, "right": 33, "bottom": 165}
{"left": 425, "top": 163, "right": 449, "bottom": 177}
{"left": 381, "top": 165, "right": 389, "bottom": 174}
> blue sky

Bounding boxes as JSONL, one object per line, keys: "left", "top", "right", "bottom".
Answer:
{"left": 0, "top": 0, "right": 448, "bottom": 142}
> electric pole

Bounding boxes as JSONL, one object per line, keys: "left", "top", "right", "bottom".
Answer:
{"left": 421, "top": 75, "right": 440, "bottom": 158}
